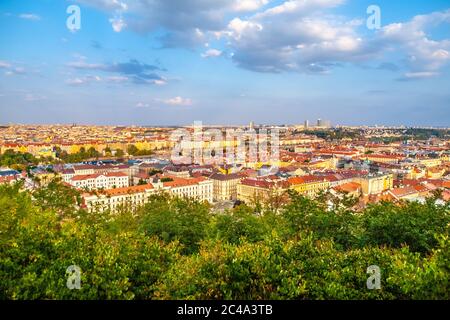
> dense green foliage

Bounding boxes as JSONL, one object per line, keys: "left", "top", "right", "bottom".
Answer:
{"left": 404, "top": 128, "right": 449, "bottom": 140}
{"left": 0, "top": 182, "right": 449, "bottom": 300}
{"left": 300, "top": 128, "right": 449, "bottom": 143}
{"left": 0, "top": 149, "right": 39, "bottom": 171}
{"left": 127, "top": 145, "right": 153, "bottom": 156}
{"left": 302, "top": 129, "right": 361, "bottom": 141}
{"left": 54, "top": 147, "right": 101, "bottom": 163}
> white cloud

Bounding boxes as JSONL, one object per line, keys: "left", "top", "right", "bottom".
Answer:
{"left": 66, "top": 75, "right": 102, "bottom": 86}
{"left": 218, "top": 3, "right": 450, "bottom": 77}
{"left": 67, "top": 58, "right": 166, "bottom": 84}
{"left": 72, "top": 1, "right": 450, "bottom": 79}
{"left": 0, "top": 61, "right": 11, "bottom": 68}
{"left": 19, "top": 13, "right": 41, "bottom": 21}
{"left": 232, "top": 0, "right": 269, "bottom": 12}
{"left": 66, "top": 78, "right": 85, "bottom": 86}
{"left": 77, "top": 0, "right": 271, "bottom": 47}
{"left": 399, "top": 72, "right": 440, "bottom": 81}
{"left": 136, "top": 102, "right": 150, "bottom": 108}
{"left": 161, "top": 96, "right": 192, "bottom": 106}
{"left": 1, "top": 61, "right": 27, "bottom": 75}
{"left": 380, "top": 10, "right": 450, "bottom": 74}
{"left": 254, "top": 0, "right": 343, "bottom": 19}
{"left": 110, "top": 16, "right": 127, "bottom": 32}
{"left": 76, "top": 0, "right": 127, "bottom": 11}
{"left": 67, "top": 61, "right": 106, "bottom": 70}
{"left": 201, "top": 49, "right": 223, "bottom": 58}
{"left": 152, "top": 79, "right": 167, "bottom": 85}
{"left": 106, "top": 76, "right": 129, "bottom": 82}
{"left": 76, "top": 0, "right": 128, "bottom": 32}
{"left": 220, "top": 1, "right": 372, "bottom": 73}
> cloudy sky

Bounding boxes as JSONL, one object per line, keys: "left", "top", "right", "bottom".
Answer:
{"left": 0, "top": 0, "right": 449, "bottom": 126}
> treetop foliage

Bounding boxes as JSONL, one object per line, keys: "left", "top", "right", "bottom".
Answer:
{"left": 0, "top": 181, "right": 448, "bottom": 300}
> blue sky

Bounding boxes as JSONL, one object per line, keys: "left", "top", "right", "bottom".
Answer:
{"left": 0, "top": 0, "right": 449, "bottom": 126}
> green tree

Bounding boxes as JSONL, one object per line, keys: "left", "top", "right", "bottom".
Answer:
{"left": 209, "top": 205, "right": 269, "bottom": 244}
{"left": 138, "top": 194, "right": 211, "bottom": 254}
{"left": 115, "top": 149, "right": 125, "bottom": 157}
{"left": 32, "top": 178, "right": 82, "bottom": 219}
{"left": 127, "top": 145, "right": 139, "bottom": 156}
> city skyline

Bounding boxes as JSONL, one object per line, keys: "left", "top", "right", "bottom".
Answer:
{"left": 1, "top": 0, "right": 450, "bottom": 126}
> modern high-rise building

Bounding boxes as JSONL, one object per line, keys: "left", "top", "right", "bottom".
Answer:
{"left": 304, "top": 120, "right": 309, "bottom": 129}
{"left": 317, "top": 118, "right": 323, "bottom": 127}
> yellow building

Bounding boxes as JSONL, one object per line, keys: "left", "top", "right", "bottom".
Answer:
{"left": 300, "top": 158, "right": 336, "bottom": 170}
{"left": 426, "top": 167, "right": 446, "bottom": 179}
{"left": 209, "top": 173, "right": 243, "bottom": 201}
{"left": 356, "top": 173, "right": 393, "bottom": 195}
{"left": 406, "top": 167, "right": 425, "bottom": 180}
{"left": 417, "top": 158, "right": 442, "bottom": 168}
{"left": 362, "top": 154, "right": 402, "bottom": 164}
{"left": 288, "top": 176, "right": 331, "bottom": 197}
{"left": 237, "top": 178, "right": 289, "bottom": 204}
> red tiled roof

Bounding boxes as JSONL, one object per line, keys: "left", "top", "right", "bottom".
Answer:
{"left": 104, "top": 184, "right": 154, "bottom": 196}
{"left": 288, "top": 175, "right": 329, "bottom": 185}
{"left": 162, "top": 176, "right": 208, "bottom": 188}
{"left": 334, "top": 182, "right": 361, "bottom": 193}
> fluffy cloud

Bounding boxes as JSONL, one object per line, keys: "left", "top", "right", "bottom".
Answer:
{"left": 76, "top": 1, "right": 450, "bottom": 78}
{"left": 0, "top": 61, "right": 11, "bottom": 68}
{"left": 219, "top": 0, "right": 374, "bottom": 73}
{"left": 220, "top": 3, "right": 450, "bottom": 76}
{"left": 67, "top": 58, "right": 166, "bottom": 84}
{"left": 136, "top": 102, "right": 150, "bottom": 108}
{"left": 201, "top": 49, "right": 223, "bottom": 58}
{"left": 379, "top": 10, "right": 450, "bottom": 78}
{"left": 0, "top": 60, "right": 27, "bottom": 76}
{"left": 76, "top": 0, "right": 270, "bottom": 46}
{"left": 397, "top": 72, "right": 440, "bottom": 82}
{"left": 233, "top": 0, "right": 269, "bottom": 12}
{"left": 66, "top": 75, "right": 102, "bottom": 86}
{"left": 76, "top": 0, "right": 127, "bottom": 11}
{"left": 109, "top": 16, "right": 127, "bottom": 32}
{"left": 161, "top": 96, "right": 192, "bottom": 106}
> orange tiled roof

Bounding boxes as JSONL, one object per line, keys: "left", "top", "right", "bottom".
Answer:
{"left": 334, "top": 182, "right": 361, "bottom": 193}
{"left": 104, "top": 184, "right": 154, "bottom": 196}
{"left": 288, "top": 175, "right": 329, "bottom": 185}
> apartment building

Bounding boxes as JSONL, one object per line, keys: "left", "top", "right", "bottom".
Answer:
{"left": 73, "top": 164, "right": 131, "bottom": 176}
{"left": 237, "top": 178, "right": 289, "bottom": 204}
{"left": 288, "top": 175, "right": 331, "bottom": 197}
{"left": 82, "top": 175, "right": 213, "bottom": 212}
{"left": 209, "top": 172, "right": 243, "bottom": 201}
{"left": 83, "top": 184, "right": 155, "bottom": 212}
{"left": 355, "top": 173, "right": 393, "bottom": 195}
{"left": 60, "top": 169, "right": 75, "bottom": 182}
{"left": 361, "top": 154, "right": 403, "bottom": 164}
{"left": 69, "top": 172, "right": 129, "bottom": 190}
{"left": 156, "top": 176, "right": 213, "bottom": 203}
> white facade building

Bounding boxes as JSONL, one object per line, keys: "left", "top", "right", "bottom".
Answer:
{"left": 82, "top": 176, "right": 213, "bottom": 212}
{"left": 69, "top": 172, "right": 129, "bottom": 190}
